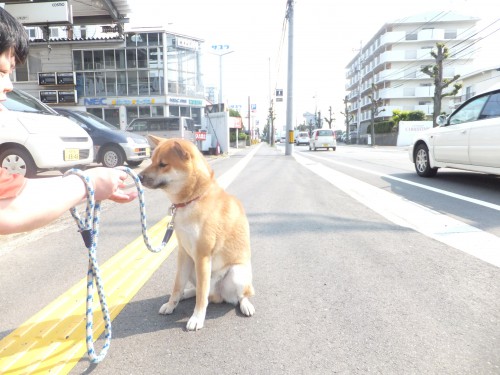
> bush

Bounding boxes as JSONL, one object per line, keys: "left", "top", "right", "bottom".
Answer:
{"left": 367, "top": 120, "right": 395, "bottom": 134}
{"left": 230, "top": 131, "right": 247, "bottom": 142}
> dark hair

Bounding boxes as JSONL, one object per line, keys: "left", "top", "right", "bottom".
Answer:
{"left": 0, "top": 7, "right": 29, "bottom": 65}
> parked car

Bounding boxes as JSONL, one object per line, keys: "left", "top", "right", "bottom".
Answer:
{"left": 309, "top": 129, "right": 337, "bottom": 151}
{"left": 126, "top": 116, "right": 197, "bottom": 148}
{"left": 409, "top": 87, "right": 500, "bottom": 177}
{"left": 55, "top": 109, "right": 151, "bottom": 168}
{"left": 0, "top": 89, "right": 93, "bottom": 177}
{"left": 295, "top": 131, "right": 310, "bottom": 145}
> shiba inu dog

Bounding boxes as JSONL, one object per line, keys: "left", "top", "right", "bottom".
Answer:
{"left": 139, "top": 137, "right": 255, "bottom": 331}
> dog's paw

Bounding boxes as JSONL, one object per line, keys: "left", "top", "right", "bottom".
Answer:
{"left": 186, "top": 315, "right": 205, "bottom": 331}
{"left": 239, "top": 298, "right": 255, "bottom": 316}
{"left": 159, "top": 302, "right": 176, "bottom": 315}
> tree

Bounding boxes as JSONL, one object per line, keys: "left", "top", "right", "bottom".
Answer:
{"left": 421, "top": 42, "right": 462, "bottom": 127}
{"left": 323, "top": 106, "right": 335, "bottom": 129}
{"left": 368, "top": 83, "right": 385, "bottom": 146}
{"left": 341, "top": 96, "right": 354, "bottom": 143}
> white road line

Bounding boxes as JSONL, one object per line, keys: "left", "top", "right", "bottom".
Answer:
{"left": 305, "top": 151, "right": 500, "bottom": 211}
{"left": 294, "top": 152, "right": 500, "bottom": 268}
{"left": 217, "top": 143, "right": 262, "bottom": 189}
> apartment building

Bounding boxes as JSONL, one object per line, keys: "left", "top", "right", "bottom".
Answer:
{"left": 345, "top": 11, "right": 480, "bottom": 141}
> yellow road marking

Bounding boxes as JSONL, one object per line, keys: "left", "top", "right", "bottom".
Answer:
{"left": 0, "top": 216, "right": 176, "bottom": 375}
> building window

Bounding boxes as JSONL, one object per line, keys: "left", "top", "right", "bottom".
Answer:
{"left": 104, "top": 50, "right": 115, "bottom": 69}
{"left": 406, "top": 32, "right": 417, "bottom": 41}
{"left": 445, "top": 29, "right": 457, "bottom": 39}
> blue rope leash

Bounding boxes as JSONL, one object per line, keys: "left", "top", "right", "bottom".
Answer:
{"left": 65, "top": 167, "right": 173, "bottom": 364}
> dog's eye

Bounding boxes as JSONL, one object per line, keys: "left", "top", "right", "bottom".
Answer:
{"left": 159, "top": 162, "right": 168, "bottom": 168}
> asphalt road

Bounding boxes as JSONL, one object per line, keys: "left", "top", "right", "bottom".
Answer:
{"left": 0, "top": 143, "right": 499, "bottom": 374}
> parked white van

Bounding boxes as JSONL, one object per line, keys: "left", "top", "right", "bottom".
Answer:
{"left": 0, "top": 89, "right": 93, "bottom": 177}
{"left": 126, "top": 116, "right": 198, "bottom": 148}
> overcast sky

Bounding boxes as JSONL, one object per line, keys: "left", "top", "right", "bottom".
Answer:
{"left": 128, "top": 0, "right": 500, "bottom": 130}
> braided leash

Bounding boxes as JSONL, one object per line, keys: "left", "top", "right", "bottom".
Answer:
{"left": 65, "top": 169, "right": 111, "bottom": 364}
{"left": 66, "top": 167, "right": 173, "bottom": 363}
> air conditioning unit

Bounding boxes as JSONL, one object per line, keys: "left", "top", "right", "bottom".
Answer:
{"left": 6, "top": 1, "right": 73, "bottom": 26}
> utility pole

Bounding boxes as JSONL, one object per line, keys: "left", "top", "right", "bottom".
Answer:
{"left": 285, "top": 0, "right": 294, "bottom": 156}
{"left": 248, "top": 96, "right": 251, "bottom": 142}
{"left": 355, "top": 40, "right": 363, "bottom": 145}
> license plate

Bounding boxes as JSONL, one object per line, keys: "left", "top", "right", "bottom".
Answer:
{"left": 322, "top": 143, "right": 329, "bottom": 147}
{"left": 64, "top": 149, "right": 80, "bottom": 161}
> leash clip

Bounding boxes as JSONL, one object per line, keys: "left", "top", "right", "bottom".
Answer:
{"left": 80, "top": 229, "right": 92, "bottom": 248}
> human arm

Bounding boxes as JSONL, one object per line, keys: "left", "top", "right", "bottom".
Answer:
{"left": 0, "top": 167, "right": 137, "bottom": 235}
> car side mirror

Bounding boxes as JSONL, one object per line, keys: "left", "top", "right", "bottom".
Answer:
{"left": 436, "top": 115, "right": 447, "bottom": 126}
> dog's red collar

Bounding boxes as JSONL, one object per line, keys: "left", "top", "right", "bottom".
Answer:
{"left": 172, "top": 196, "right": 201, "bottom": 209}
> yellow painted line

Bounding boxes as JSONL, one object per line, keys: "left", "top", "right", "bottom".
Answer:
{"left": 0, "top": 216, "right": 176, "bottom": 375}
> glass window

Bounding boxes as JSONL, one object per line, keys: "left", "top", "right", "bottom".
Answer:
{"left": 148, "top": 33, "right": 160, "bottom": 46}
{"left": 115, "top": 50, "right": 125, "bottom": 69}
{"left": 94, "top": 50, "right": 104, "bottom": 69}
{"left": 104, "top": 108, "right": 119, "bottom": 127}
{"left": 449, "top": 96, "right": 488, "bottom": 124}
{"left": 169, "top": 106, "right": 180, "bottom": 116}
{"left": 76, "top": 72, "right": 84, "bottom": 98}
{"left": 84, "top": 72, "right": 95, "bottom": 96}
{"left": 191, "top": 108, "right": 201, "bottom": 124}
{"left": 139, "top": 106, "right": 151, "bottom": 117}
{"left": 87, "top": 107, "right": 102, "bottom": 118}
{"left": 117, "top": 71, "right": 127, "bottom": 95}
{"left": 150, "top": 70, "right": 161, "bottom": 94}
{"left": 83, "top": 51, "right": 93, "bottom": 70}
{"left": 95, "top": 72, "right": 106, "bottom": 95}
{"left": 126, "top": 49, "right": 137, "bottom": 68}
{"left": 126, "top": 106, "right": 138, "bottom": 123}
{"left": 104, "top": 50, "right": 115, "bottom": 69}
{"left": 479, "top": 93, "right": 500, "bottom": 120}
{"left": 180, "top": 106, "right": 189, "bottom": 116}
{"left": 137, "top": 48, "right": 147, "bottom": 68}
{"left": 148, "top": 48, "right": 158, "bottom": 68}
{"left": 73, "top": 50, "right": 83, "bottom": 70}
{"left": 152, "top": 106, "right": 164, "bottom": 117}
{"left": 138, "top": 70, "right": 149, "bottom": 95}
{"left": 127, "top": 71, "right": 138, "bottom": 95}
{"left": 105, "top": 71, "right": 116, "bottom": 96}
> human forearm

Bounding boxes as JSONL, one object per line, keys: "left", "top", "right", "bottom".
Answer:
{"left": 0, "top": 175, "right": 86, "bottom": 235}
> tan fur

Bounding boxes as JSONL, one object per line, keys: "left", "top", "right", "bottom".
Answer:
{"left": 139, "top": 137, "right": 255, "bottom": 331}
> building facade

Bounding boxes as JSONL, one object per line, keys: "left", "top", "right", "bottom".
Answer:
{"left": 13, "top": 25, "right": 205, "bottom": 129}
{"left": 345, "top": 12, "right": 480, "bottom": 141}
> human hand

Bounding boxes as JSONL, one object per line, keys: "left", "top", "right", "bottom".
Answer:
{"left": 84, "top": 167, "right": 138, "bottom": 203}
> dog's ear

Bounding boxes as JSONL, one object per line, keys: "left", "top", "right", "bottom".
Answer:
{"left": 172, "top": 141, "right": 190, "bottom": 160}
{"left": 148, "top": 135, "right": 167, "bottom": 146}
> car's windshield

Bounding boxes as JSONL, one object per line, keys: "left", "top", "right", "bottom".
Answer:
{"left": 73, "top": 111, "right": 119, "bottom": 131}
{"left": 4, "top": 89, "right": 57, "bottom": 114}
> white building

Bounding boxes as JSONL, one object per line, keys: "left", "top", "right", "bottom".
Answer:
{"left": 345, "top": 11, "right": 480, "bottom": 142}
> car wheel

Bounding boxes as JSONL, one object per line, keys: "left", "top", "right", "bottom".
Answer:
{"left": 415, "top": 143, "right": 438, "bottom": 177}
{"left": 0, "top": 147, "right": 37, "bottom": 177}
{"left": 333, "top": 147, "right": 336, "bottom": 151}
{"left": 126, "top": 160, "right": 143, "bottom": 167}
{"left": 312, "top": 144, "right": 317, "bottom": 151}
{"left": 101, "top": 145, "right": 125, "bottom": 168}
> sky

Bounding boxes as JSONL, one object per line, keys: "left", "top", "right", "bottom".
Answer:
{"left": 128, "top": 0, "right": 500, "bottom": 131}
